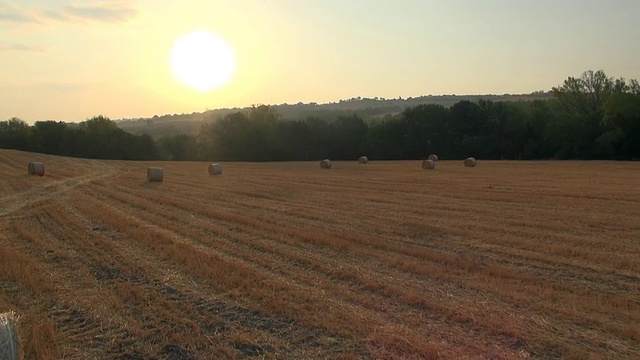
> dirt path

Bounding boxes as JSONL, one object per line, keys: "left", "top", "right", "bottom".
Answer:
{"left": 0, "top": 169, "right": 114, "bottom": 218}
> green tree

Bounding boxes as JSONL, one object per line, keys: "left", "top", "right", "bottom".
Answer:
{"left": 75, "top": 115, "right": 122, "bottom": 158}
{"left": 32, "top": 121, "right": 70, "bottom": 155}
{"left": 600, "top": 92, "right": 640, "bottom": 159}
{"left": 400, "top": 104, "right": 449, "bottom": 159}
{"left": 0, "top": 117, "right": 33, "bottom": 151}
{"left": 448, "top": 100, "right": 489, "bottom": 158}
{"left": 121, "top": 133, "right": 159, "bottom": 160}
{"left": 367, "top": 118, "right": 406, "bottom": 160}
{"left": 552, "top": 70, "right": 617, "bottom": 158}
{"left": 519, "top": 100, "right": 558, "bottom": 159}
{"left": 246, "top": 105, "right": 279, "bottom": 161}
{"left": 302, "top": 117, "right": 332, "bottom": 160}
{"left": 198, "top": 111, "right": 251, "bottom": 161}
{"left": 158, "top": 134, "right": 198, "bottom": 160}
{"left": 328, "top": 114, "right": 368, "bottom": 159}
{"left": 73, "top": 115, "right": 158, "bottom": 160}
{"left": 271, "top": 120, "right": 314, "bottom": 160}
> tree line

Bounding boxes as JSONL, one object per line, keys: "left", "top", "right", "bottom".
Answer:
{"left": 0, "top": 115, "right": 158, "bottom": 160}
{"left": 1, "top": 70, "right": 639, "bottom": 161}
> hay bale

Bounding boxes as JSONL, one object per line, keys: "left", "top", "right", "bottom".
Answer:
{"left": 147, "top": 167, "right": 164, "bottom": 182}
{"left": 320, "top": 159, "right": 332, "bottom": 169}
{"left": 428, "top": 154, "right": 438, "bottom": 161}
{"left": 358, "top": 156, "right": 368, "bottom": 164}
{"left": 464, "top": 157, "right": 477, "bottom": 167}
{"left": 421, "top": 159, "right": 436, "bottom": 170}
{"left": 0, "top": 312, "right": 18, "bottom": 360}
{"left": 208, "top": 163, "right": 222, "bottom": 176}
{"left": 27, "top": 162, "right": 45, "bottom": 176}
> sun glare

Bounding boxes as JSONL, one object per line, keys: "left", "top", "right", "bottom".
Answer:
{"left": 170, "top": 30, "right": 235, "bottom": 92}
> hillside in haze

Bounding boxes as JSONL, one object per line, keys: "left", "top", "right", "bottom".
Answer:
{"left": 3, "top": 70, "right": 638, "bottom": 161}
{"left": 116, "top": 92, "right": 553, "bottom": 138}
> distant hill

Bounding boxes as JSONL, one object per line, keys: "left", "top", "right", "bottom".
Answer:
{"left": 115, "top": 92, "right": 554, "bottom": 138}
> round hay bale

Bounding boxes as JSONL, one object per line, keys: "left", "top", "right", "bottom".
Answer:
{"left": 147, "top": 167, "right": 164, "bottom": 182}
{"left": 208, "top": 163, "right": 222, "bottom": 176}
{"left": 27, "top": 162, "right": 45, "bottom": 177}
{"left": 428, "top": 154, "right": 438, "bottom": 161}
{"left": 320, "top": 159, "right": 332, "bottom": 169}
{"left": 358, "top": 156, "right": 368, "bottom": 164}
{"left": 464, "top": 157, "right": 477, "bottom": 167}
{"left": 421, "top": 159, "right": 436, "bottom": 170}
{"left": 0, "top": 312, "right": 19, "bottom": 360}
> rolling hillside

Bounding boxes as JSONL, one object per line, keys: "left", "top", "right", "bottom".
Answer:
{"left": 115, "top": 92, "right": 554, "bottom": 137}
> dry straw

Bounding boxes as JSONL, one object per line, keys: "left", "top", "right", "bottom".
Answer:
{"left": 147, "top": 167, "right": 164, "bottom": 182}
{"left": 320, "top": 159, "right": 332, "bottom": 169}
{"left": 428, "top": 154, "right": 438, "bottom": 161}
{"left": 27, "top": 162, "right": 45, "bottom": 177}
{"left": 0, "top": 312, "right": 18, "bottom": 360}
{"left": 422, "top": 159, "right": 436, "bottom": 170}
{"left": 464, "top": 157, "right": 477, "bottom": 167}
{"left": 358, "top": 156, "right": 369, "bottom": 164}
{"left": 208, "top": 163, "right": 222, "bottom": 176}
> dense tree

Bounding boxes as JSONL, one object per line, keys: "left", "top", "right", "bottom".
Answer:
{"left": 32, "top": 121, "right": 71, "bottom": 155}
{"left": 600, "top": 92, "right": 640, "bottom": 159}
{"left": 302, "top": 117, "right": 333, "bottom": 160}
{"left": 158, "top": 134, "right": 198, "bottom": 160}
{"left": 480, "top": 100, "right": 530, "bottom": 159}
{"left": 327, "top": 114, "right": 368, "bottom": 159}
{"left": 75, "top": 115, "right": 123, "bottom": 159}
{"left": 518, "top": 100, "right": 558, "bottom": 159}
{"left": 1, "top": 116, "right": 158, "bottom": 160}
{"left": 271, "top": 120, "right": 314, "bottom": 160}
{"left": 550, "top": 70, "right": 638, "bottom": 158}
{"left": 0, "top": 118, "right": 32, "bottom": 151}
{"left": 367, "top": 118, "right": 406, "bottom": 160}
{"left": 122, "top": 133, "right": 159, "bottom": 160}
{"left": 400, "top": 104, "right": 449, "bottom": 159}
{"left": 1, "top": 70, "right": 638, "bottom": 162}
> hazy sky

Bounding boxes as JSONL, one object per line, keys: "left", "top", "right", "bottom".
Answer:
{"left": 1, "top": 0, "right": 639, "bottom": 123}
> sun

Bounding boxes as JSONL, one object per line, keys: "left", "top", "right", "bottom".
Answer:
{"left": 170, "top": 30, "right": 235, "bottom": 92}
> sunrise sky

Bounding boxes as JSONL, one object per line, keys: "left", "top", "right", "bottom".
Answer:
{"left": 1, "top": 0, "right": 639, "bottom": 123}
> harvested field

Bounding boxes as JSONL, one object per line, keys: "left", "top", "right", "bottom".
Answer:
{"left": 0, "top": 149, "right": 639, "bottom": 359}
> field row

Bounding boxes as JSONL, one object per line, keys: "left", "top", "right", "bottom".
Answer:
{"left": 0, "top": 150, "right": 639, "bottom": 359}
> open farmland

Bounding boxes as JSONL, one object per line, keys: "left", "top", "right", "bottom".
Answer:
{"left": 0, "top": 149, "right": 639, "bottom": 359}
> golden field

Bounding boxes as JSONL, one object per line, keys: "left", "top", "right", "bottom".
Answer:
{"left": 0, "top": 149, "right": 638, "bottom": 359}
